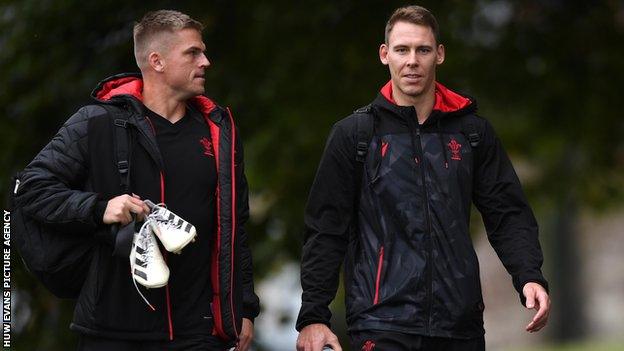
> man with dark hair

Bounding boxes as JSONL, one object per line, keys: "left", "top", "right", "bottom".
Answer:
{"left": 17, "top": 9, "right": 259, "bottom": 351}
{"left": 296, "top": 5, "right": 550, "bottom": 351}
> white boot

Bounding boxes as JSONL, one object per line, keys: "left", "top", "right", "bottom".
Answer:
{"left": 145, "top": 200, "right": 197, "bottom": 254}
{"left": 130, "top": 220, "right": 169, "bottom": 286}
{"left": 130, "top": 221, "right": 170, "bottom": 309}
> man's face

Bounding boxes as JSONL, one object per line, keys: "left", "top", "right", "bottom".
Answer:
{"left": 159, "top": 28, "right": 210, "bottom": 99}
{"left": 379, "top": 21, "right": 445, "bottom": 103}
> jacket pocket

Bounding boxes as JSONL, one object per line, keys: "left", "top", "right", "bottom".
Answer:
{"left": 373, "top": 246, "right": 384, "bottom": 305}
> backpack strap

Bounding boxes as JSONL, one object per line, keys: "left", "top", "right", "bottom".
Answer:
{"left": 351, "top": 105, "right": 388, "bottom": 246}
{"left": 353, "top": 104, "right": 374, "bottom": 191}
{"left": 351, "top": 104, "right": 375, "bottom": 235}
{"left": 462, "top": 118, "right": 481, "bottom": 148}
{"left": 100, "top": 104, "right": 132, "bottom": 194}
{"left": 99, "top": 104, "right": 136, "bottom": 258}
{"left": 460, "top": 115, "right": 483, "bottom": 171}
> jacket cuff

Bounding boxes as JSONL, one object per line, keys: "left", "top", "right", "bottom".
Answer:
{"left": 241, "top": 301, "right": 260, "bottom": 323}
{"left": 241, "top": 310, "right": 257, "bottom": 323}
{"left": 295, "top": 318, "right": 331, "bottom": 332}
{"left": 296, "top": 302, "right": 333, "bottom": 331}
{"left": 93, "top": 200, "right": 108, "bottom": 225}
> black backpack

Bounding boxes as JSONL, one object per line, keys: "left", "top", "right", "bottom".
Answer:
{"left": 10, "top": 104, "right": 133, "bottom": 298}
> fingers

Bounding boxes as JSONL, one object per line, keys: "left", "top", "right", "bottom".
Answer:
{"left": 524, "top": 285, "right": 550, "bottom": 333}
{"left": 130, "top": 193, "right": 150, "bottom": 219}
{"left": 234, "top": 338, "right": 251, "bottom": 351}
{"left": 238, "top": 340, "right": 251, "bottom": 351}
{"left": 533, "top": 292, "right": 549, "bottom": 322}
{"left": 127, "top": 201, "right": 149, "bottom": 222}
{"left": 123, "top": 210, "right": 133, "bottom": 225}
{"left": 103, "top": 194, "right": 150, "bottom": 225}
{"left": 296, "top": 324, "right": 341, "bottom": 351}
{"left": 532, "top": 293, "right": 550, "bottom": 332}
{"left": 235, "top": 336, "right": 251, "bottom": 351}
{"left": 128, "top": 196, "right": 150, "bottom": 214}
{"left": 325, "top": 333, "right": 342, "bottom": 351}
{"left": 525, "top": 287, "right": 536, "bottom": 309}
{"left": 327, "top": 340, "right": 342, "bottom": 351}
{"left": 305, "top": 340, "right": 325, "bottom": 351}
{"left": 235, "top": 318, "right": 253, "bottom": 351}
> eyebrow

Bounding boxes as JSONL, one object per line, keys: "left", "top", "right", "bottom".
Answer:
{"left": 183, "top": 45, "right": 206, "bottom": 53}
{"left": 393, "top": 44, "right": 433, "bottom": 50}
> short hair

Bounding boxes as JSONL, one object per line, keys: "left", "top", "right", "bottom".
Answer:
{"left": 384, "top": 5, "right": 440, "bottom": 44}
{"left": 133, "top": 10, "right": 204, "bottom": 69}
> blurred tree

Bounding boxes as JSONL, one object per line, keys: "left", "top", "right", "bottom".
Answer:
{"left": 443, "top": 1, "right": 624, "bottom": 341}
{"left": 1, "top": 0, "right": 623, "bottom": 349}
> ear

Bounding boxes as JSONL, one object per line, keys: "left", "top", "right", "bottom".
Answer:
{"left": 379, "top": 43, "right": 389, "bottom": 65}
{"left": 148, "top": 51, "right": 165, "bottom": 73}
{"left": 436, "top": 44, "right": 445, "bottom": 65}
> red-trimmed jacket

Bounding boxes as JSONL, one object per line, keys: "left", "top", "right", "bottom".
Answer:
{"left": 297, "top": 81, "right": 548, "bottom": 338}
{"left": 18, "top": 73, "right": 259, "bottom": 341}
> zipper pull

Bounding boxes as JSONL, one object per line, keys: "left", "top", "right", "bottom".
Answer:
{"left": 14, "top": 179, "right": 20, "bottom": 194}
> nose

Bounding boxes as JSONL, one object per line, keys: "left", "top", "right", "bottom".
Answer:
{"left": 199, "top": 53, "right": 210, "bottom": 68}
{"left": 406, "top": 50, "right": 418, "bottom": 67}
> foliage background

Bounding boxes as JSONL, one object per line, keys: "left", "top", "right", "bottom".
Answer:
{"left": 1, "top": 0, "right": 623, "bottom": 350}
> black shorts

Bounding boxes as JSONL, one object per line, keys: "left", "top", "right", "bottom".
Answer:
{"left": 349, "top": 330, "right": 485, "bottom": 351}
{"left": 76, "top": 334, "right": 233, "bottom": 351}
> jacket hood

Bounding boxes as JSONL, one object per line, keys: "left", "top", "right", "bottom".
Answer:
{"left": 91, "top": 73, "right": 217, "bottom": 116}
{"left": 375, "top": 80, "right": 477, "bottom": 121}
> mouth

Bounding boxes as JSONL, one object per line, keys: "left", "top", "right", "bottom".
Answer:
{"left": 403, "top": 73, "right": 422, "bottom": 80}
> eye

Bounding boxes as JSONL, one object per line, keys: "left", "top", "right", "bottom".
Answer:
{"left": 188, "top": 49, "right": 204, "bottom": 57}
{"left": 418, "top": 47, "right": 432, "bottom": 54}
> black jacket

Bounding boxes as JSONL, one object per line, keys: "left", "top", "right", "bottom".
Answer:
{"left": 18, "top": 73, "right": 260, "bottom": 342}
{"left": 297, "top": 81, "right": 548, "bottom": 338}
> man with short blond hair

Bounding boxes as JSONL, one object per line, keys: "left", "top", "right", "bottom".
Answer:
{"left": 133, "top": 10, "right": 204, "bottom": 70}
{"left": 18, "top": 9, "right": 258, "bottom": 351}
{"left": 296, "top": 5, "right": 550, "bottom": 351}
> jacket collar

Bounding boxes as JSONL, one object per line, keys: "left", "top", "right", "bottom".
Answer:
{"left": 90, "top": 73, "right": 221, "bottom": 121}
{"left": 373, "top": 80, "right": 477, "bottom": 123}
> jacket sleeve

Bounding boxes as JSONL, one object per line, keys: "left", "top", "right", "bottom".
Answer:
{"left": 472, "top": 119, "right": 549, "bottom": 305}
{"left": 296, "top": 120, "right": 354, "bottom": 331}
{"left": 17, "top": 106, "right": 107, "bottom": 231}
{"left": 235, "top": 128, "right": 260, "bottom": 321}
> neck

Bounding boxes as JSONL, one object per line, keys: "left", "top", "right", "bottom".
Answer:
{"left": 392, "top": 83, "right": 436, "bottom": 125}
{"left": 142, "top": 77, "right": 187, "bottom": 123}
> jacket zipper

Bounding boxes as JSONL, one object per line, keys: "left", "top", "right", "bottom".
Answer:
{"left": 161, "top": 172, "right": 174, "bottom": 341}
{"left": 373, "top": 246, "right": 384, "bottom": 305}
{"left": 144, "top": 116, "right": 175, "bottom": 340}
{"left": 414, "top": 126, "right": 434, "bottom": 335}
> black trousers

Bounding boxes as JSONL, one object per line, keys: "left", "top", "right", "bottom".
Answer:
{"left": 349, "top": 330, "right": 485, "bottom": 351}
{"left": 76, "top": 334, "right": 234, "bottom": 351}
